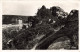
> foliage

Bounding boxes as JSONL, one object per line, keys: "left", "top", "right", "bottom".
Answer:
{"left": 37, "top": 5, "right": 52, "bottom": 20}
{"left": 2, "top": 5, "right": 78, "bottom": 50}
{"left": 2, "top": 26, "right": 19, "bottom": 49}
{"left": 2, "top": 15, "right": 29, "bottom": 24}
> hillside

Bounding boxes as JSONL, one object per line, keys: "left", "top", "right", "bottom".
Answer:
{"left": 2, "top": 15, "right": 34, "bottom": 24}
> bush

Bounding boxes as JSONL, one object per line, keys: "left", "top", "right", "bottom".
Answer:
{"left": 2, "top": 26, "right": 19, "bottom": 49}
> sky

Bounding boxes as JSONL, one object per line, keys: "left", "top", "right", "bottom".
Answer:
{"left": 2, "top": 0, "right": 79, "bottom": 16}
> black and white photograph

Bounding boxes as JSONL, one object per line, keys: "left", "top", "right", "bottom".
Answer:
{"left": 2, "top": 0, "right": 79, "bottom": 50}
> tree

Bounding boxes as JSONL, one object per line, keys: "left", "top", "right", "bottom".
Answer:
{"left": 50, "top": 6, "right": 68, "bottom": 21}
{"left": 37, "top": 5, "right": 52, "bottom": 20}
{"left": 35, "top": 10, "right": 78, "bottom": 49}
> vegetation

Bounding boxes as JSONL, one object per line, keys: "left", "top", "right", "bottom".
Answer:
{"left": 2, "top": 5, "right": 78, "bottom": 50}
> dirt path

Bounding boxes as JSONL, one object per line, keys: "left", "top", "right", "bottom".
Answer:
{"left": 31, "top": 35, "right": 45, "bottom": 50}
